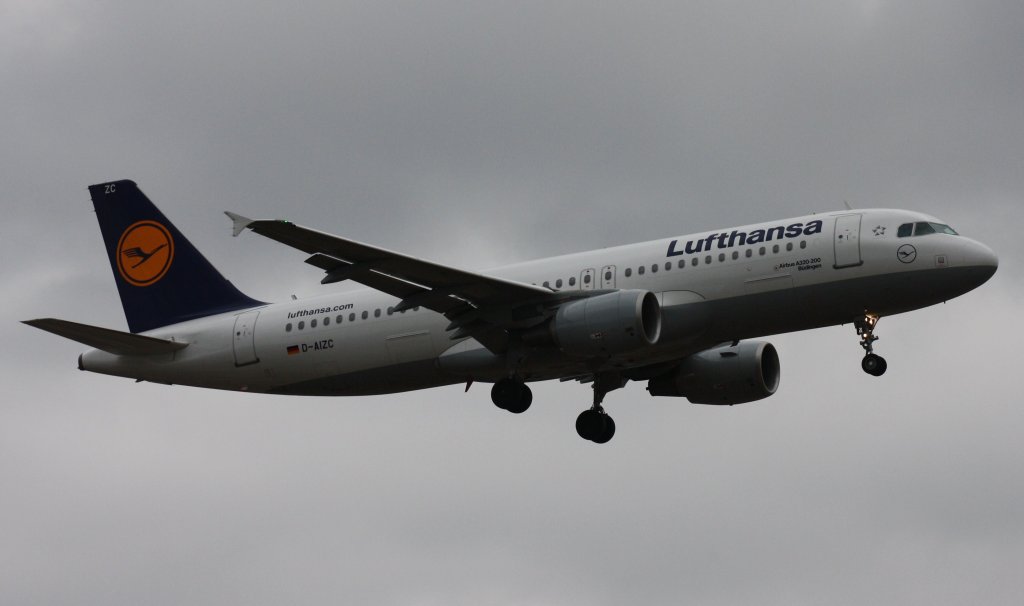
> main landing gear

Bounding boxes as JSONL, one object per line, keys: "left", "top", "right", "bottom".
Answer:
{"left": 855, "top": 314, "right": 887, "bottom": 377}
{"left": 491, "top": 377, "right": 533, "bottom": 414}
{"left": 490, "top": 373, "right": 623, "bottom": 444}
{"left": 576, "top": 373, "right": 625, "bottom": 444}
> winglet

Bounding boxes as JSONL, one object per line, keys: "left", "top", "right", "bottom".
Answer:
{"left": 225, "top": 211, "right": 254, "bottom": 237}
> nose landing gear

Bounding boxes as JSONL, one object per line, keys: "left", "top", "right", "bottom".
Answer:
{"left": 855, "top": 314, "right": 887, "bottom": 377}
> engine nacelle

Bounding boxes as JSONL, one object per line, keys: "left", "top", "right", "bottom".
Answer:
{"left": 647, "top": 341, "right": 780, "bottom": 405}
{"left": 551, "top": 290, "right": 662, "bottom": 357}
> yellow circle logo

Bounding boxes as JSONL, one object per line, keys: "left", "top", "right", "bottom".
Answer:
{"left": 117, "top": 221, "right": 174, "bottom": 286}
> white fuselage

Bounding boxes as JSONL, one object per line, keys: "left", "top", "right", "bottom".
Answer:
{"left": 80, "top": 209, "right": 998, "bottom": 395}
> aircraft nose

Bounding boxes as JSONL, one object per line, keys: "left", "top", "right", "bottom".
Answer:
{"left": 973, "top": 240, "right": 998, "bottom": 271}
{"left": 963, "top": 238, "right": 998, "bottom": 286}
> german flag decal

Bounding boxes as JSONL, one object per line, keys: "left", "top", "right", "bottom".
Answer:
{"left": 286, "top": 345, "right": 300, "bottom": 356}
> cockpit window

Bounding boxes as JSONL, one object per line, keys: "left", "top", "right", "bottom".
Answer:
{"left": 914, "top": 222, "right": 936, "bottom": 235}
{"left": 897, "top": 223, "right": 913, "bottom": 237}
{"left": 914, "top": 222, "right": 958, "bottom": 236}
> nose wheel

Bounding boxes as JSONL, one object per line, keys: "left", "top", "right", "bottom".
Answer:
{"left": 855, "top": 314, "right": 887, "bottom": 376}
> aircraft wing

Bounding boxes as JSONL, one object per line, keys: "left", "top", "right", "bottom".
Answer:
{"left": 227, "top": 213, "right": 561, "bottom": 351}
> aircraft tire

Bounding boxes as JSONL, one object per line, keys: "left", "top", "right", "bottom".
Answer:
{"left": 592, "top": 415, "right": 615, "bottom": 444}
{"left": 575, "top": 409, "right": 606, "bottom": 442}
{"left": 862, "top": 353, "right": 887, "bottom": 377}
{"left": 492, "top": 378, "right": 532, "bottom": 413}
{"left": 506, "top": 384, "right": 533, "bottom": 414}
{"left": 491, "top": 379, "right": 514, "bottom": 410}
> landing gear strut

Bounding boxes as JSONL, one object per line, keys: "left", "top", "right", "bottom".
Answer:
{"left": 576, "top": 373, "right": 625, "bottom": 444}
{"left": 491, "top": 378, "right": 532, "bottom": 414}
{"left": 855, "top": 314, "right": 887, "bottom": 377}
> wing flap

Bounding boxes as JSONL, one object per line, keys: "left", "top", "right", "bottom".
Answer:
{"left": 23, "top": 318, "right": 188, "bottom": 356}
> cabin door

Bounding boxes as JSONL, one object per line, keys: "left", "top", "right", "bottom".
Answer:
{"left": 232, "top": 310, "right": 260, "bottom": 366}
{"left": 833, "top": 214, "right": 863, "bottom": 269}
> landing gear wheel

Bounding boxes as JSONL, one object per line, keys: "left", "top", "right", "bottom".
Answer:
{"left": 491, "top": 378, "right": 532, "bottom": 413}
{"left": 861, "top": 353, "right": 887, "bottom": 377}
{"left": 854, "top": 314, "right": 888, "bottom": 377}
{"left": 576, "top": 409, "right": 603, "bottom": 440}
{"left": 576, "top": 409, "right": 615, "bottom": 443}
{"left": 592, "top": 415, "right": 616, "bottom": 444}
{"left": 506, "top": 385, "right": 532, "bottom": 414}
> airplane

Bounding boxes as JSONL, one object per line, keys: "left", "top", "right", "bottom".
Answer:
{"left": 24, "top": 180, "right": 998, "bottom": 443}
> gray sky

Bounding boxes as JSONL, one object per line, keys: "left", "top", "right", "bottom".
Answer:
{"left": 3, "top": 1, "right": 1023, "bottom": 604}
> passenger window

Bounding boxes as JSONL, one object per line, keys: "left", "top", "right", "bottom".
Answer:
{"left": 337, "top": 315, "right": 343, "bottom": 323}
{"left": 298, "top": 321, "right": 305, "bottom": 330}
{"left": 745, "top": 249, "right": 752, "bottom": 258}
{"left": 678, "top": 260, "right": 685, "bottom": 268}
{"left": 286, "top": 323, "right": 292, "bottom": 332}
{"left": 759, "top": 247, "right": 766, "bottom": 256}
{"left": 772, "top": 244, "right": 780, "bottom": 254}
{"left": 373, "top": 309, "right": 379, "bottom": 318}
{"left": 310, "top": 319, "right": 317, "bottom": 328}
{"left": 361, "top": 311, "right": 368, "bottom": 320}
{"left": 606, "top": 270, "right": 613, "bottom": 280}
{"left": 718, "top": 253, "right": 725, "bottom": 262}
{"left": 651, "top": 264, "right": 658, "bottom": 273}
{"left": 349, "top": 313, "right": 355, "bottom": 322}
{"left": 897, "top": 223, "right": 913, "bottom": 237}
{"left": 624, "top": 268, "right": 632, "bottom": 277}
{"left": 543, "top": 281, "right": 550, "bottom": 288}
{"left": 584, "top": 274, "right": 591, "bottom": 284}
{"left": 387, "top": 307, "right": 394, "bottom": 316}
{"left": 705, "top": 255, "right": 712, "bottom": 264}
{"left": 664, "top": 262, "right": 671, "bottom": 271}
{"left": 786, "top": 242, "right": 793, "bottom": 252}
{"left": 555, "top": 278, "right": 563, "bottom": 288}
{"left": 323, "top": 317, "right": 330, "bottom": 326}
{"left": 691, "top": 257, "right": 698, "bottom": 266}
{"left": 732, "top": 251, "right": 739, "bottom": 260}
{"left": 638, "top": 266, "right": 645, "bottom": 275}
{"left": 569, "top": 276, "right": 576, "bottom": 286}
{"left": 800, "top": 241, "right": 807, "bottom": 249}
{"left": 914, "top": 222, "right": 936, "bottom": 235}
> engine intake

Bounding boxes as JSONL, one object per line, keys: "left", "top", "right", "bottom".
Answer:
{"left": 647, "top": 341, "right": 780, "bottom": 405}
{"left": 551, "top": 290, "right": 661, "bottom": 357}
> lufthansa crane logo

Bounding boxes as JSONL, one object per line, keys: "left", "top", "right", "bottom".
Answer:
{"left": 897, "top": 244, "right": 917, "bottom": 264}
{"left": 116, "top": 220, "right": 174, "bottom": 286}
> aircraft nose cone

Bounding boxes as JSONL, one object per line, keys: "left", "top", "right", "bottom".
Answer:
{"left": 975, "top": 241, "right": 998, "bottom": 272}
{"left": 964, "top": 239, "right": 998, "bottom": 288}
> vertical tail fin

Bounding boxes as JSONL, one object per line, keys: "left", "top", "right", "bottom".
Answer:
{"left": 89, "top": 179, "right": 263, "bottom": 333}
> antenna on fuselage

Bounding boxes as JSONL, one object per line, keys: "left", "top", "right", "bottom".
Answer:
{"left": 843, "top": 199, "right": 853, "bottom": 210}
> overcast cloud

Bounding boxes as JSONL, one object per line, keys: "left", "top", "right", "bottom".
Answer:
{"left": 2, "top": 1, "right": 1023, "bottom": 604}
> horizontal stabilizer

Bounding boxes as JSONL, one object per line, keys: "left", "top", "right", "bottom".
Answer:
{"left": 22, "top": 318, "right": 189, "bottom": 356}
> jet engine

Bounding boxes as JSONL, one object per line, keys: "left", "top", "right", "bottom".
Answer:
{"left": 647, "top": 341, "right": 780, "bottom": 405}
{"left": 550, "top": 290, "right": 662, "bottom": 357}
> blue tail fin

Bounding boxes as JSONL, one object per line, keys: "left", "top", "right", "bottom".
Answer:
{"left": 89, "top": 179, "right": 263, "bottom": 333}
